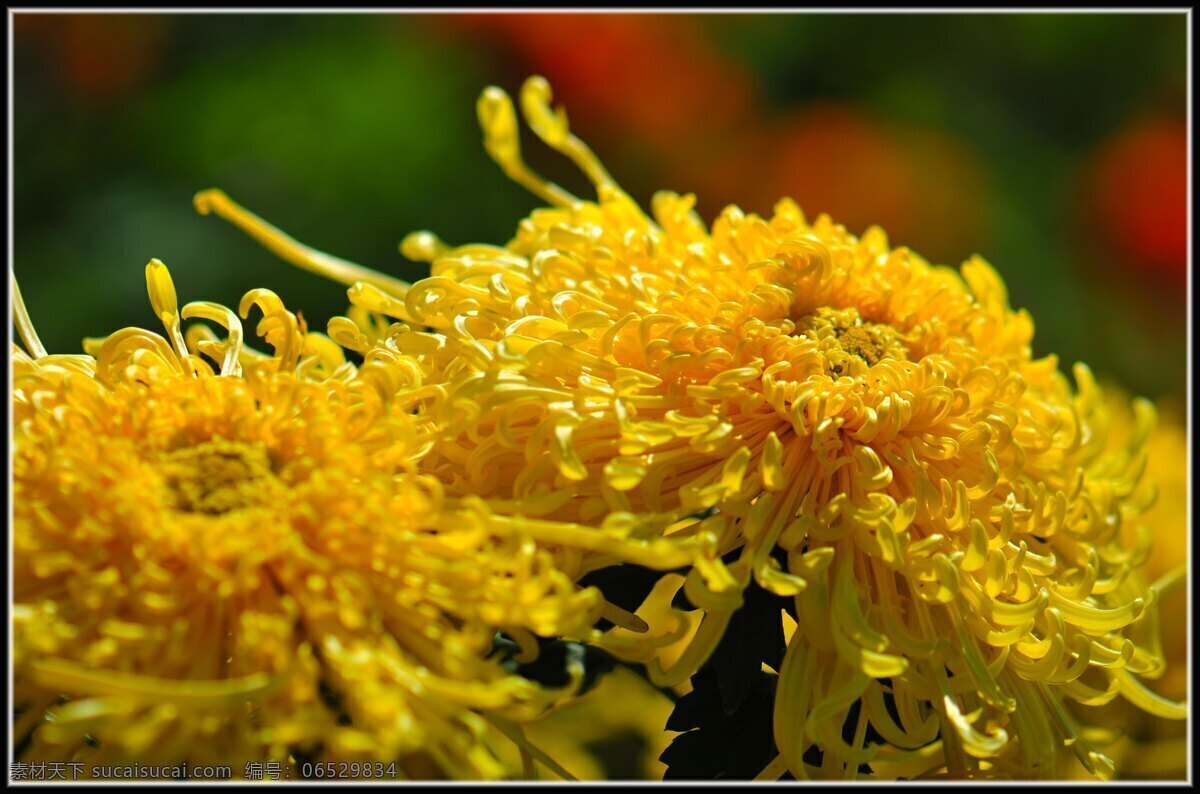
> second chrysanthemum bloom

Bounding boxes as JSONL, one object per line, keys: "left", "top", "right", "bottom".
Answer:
{"left": 12, "top": 261, "right": 712, "bottom": 780}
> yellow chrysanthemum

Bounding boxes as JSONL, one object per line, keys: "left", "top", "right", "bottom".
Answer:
{"left": 193, "top": 76, "right": 1185, "bottom": 780}
{"left": 1059, "top": 387, "right": 1188, "bottom": 780}
{"left": 11, "top": 261, "right": 708, "bottom": 780}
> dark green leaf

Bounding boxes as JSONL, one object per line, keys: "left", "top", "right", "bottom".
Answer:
{"left": 711, "top": 581, "right": 788, "bottom": 714}
{"left": 660, "top": 667, "right": 783, "bottom": 780}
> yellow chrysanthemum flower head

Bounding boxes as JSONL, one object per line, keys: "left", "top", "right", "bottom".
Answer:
{"left": 193, "top": 76, "right": 1185, "bottom": 781}
{"left": 11, "top": 261, "right": 690, "bottom": 780}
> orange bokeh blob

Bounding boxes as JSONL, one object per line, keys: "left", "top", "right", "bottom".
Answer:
{"left": 445, "top": 14, "right": 755, "bottom": 149}
{"left": 704, "top": 104, "right": 987, "bottom": 264}
{"left": 1087, "top": 115, "right": 1187, "bottom": 282}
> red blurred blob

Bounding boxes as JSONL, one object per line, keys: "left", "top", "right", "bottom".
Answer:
{"left": 1087, "top": 115, "right": 1187, "bottom": 282}
{"left": 446, "top": 14, "right": 755, "bottom": 149}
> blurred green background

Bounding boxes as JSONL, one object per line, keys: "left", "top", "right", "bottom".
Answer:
{"left": 13, "top": 12, "right": 1188, "bottom": 402}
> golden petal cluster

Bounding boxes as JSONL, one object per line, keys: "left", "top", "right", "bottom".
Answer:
{"left": 11, "top": 260, "right": 705, "bottom": 780}
{"left": 176, "top": 75, "right": 1181, "bottom": 780}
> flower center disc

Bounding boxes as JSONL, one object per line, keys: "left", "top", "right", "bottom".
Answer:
{"left": 794, "top": 307, "right": 909, "bottom": 377}
{"left": 162, "top": 439, "right": 281, "bottom": 515}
